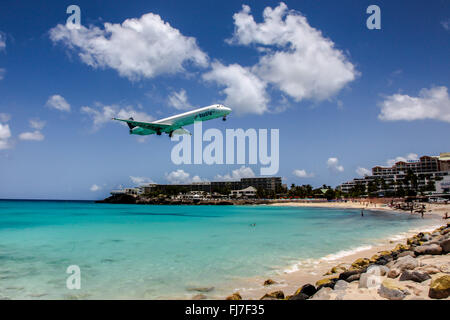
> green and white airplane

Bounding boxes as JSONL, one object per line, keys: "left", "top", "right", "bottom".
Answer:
{"left": 113, "top": 104, "right": 231, "bottom": 138}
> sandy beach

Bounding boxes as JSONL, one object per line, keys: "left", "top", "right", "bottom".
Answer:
{"left": 226, "top": 203, "right": 450, "bottom": 300}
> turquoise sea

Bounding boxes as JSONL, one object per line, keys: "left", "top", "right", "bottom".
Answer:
{"left": 0, "top": 200, "right": 441, "bottom": 299}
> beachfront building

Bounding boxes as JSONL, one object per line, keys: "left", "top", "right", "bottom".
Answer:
{"left": 338, "top": 153, "right": 450, "bottom": 197}
{"left": 114, "top": 176, "right": 283, "bottom": 198}
{"left": 230, "top": 186, "right": 257, "bottom": 198}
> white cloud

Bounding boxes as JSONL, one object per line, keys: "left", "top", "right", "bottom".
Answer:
{"left": 203, "top": 62, "right": 269, "bottom": 115}
{"left": 49, "top": 13, "right": 208, "bottom": 81}
{"left": 387, "top": 153, "right": 418, "bottom": 166}
{"left": 0, "top": 113, "right": 11, "bottom": 123}
{"left": 46, "top": 94, "right": 71, "bottom": 112}
{"left": 228, "top": 3, "right": 358, "bottom": 103}
{"left": 168, "top": 89, "right": 193, "bottom": 110}
{"left": 130, "top": 176, "right": 155, "bottom": 186}
{"left": 356, "top": 167, "right": 371, "bottom": 177}
{"left": 0, "top": 123, "right": 12, "bottom": 150}
{"left": 0, "top": 32, "right": 5, "bottom": 51}
{"left": 165, "top": 169, "right": 204, "bottom": 184}
{"left": 81, "top": 104, "right": 154, "bottom": 130}
{"left": 442, "top": 19, "right": 450, "bottom": 31}
{"left": 90, "top": 184, "right": 101, "bottom": 192}
{"left": 19, "top": 131, "right": 44, "bottom": 141}
{"left": 0, "top": 68, "right": 5, "bottom": 80}
{"left": 378, "top": 86, "right": 450, "bottom": 123}
{"left": 327, "top": 157, "right": 344, "bottom": 172}
{"left": 29, "top": 119, "right": 46, "bottom": 130}
{"left": 292, "top": 169, "right": 314, "bottom": 178}
{"left": 215, "top": 166, "right": 256, "bottom": 181}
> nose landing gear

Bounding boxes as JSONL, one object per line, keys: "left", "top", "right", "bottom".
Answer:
{"left": 222, "top": 116, "right": 227, "bottom": 121}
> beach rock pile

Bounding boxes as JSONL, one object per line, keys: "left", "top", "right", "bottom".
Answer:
{"left": 250, "top": 223, "right": 450, "bottom": 300}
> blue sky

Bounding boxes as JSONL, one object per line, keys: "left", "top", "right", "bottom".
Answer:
{"left": 0, "top": 0, "right": 449, "bottom": 200}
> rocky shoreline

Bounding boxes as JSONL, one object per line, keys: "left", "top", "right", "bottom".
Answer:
{"left": 226, "top": 224, "right": 450, "bottom": 300}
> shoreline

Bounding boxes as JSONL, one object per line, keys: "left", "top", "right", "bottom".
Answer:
{"left": 223, "top": 203, "right": 450, "bottom": 300}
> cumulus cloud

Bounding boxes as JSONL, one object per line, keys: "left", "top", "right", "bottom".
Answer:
{"left": 81, "top": 104, "right": 154, "bottom": 130}
{"left": 387, "top": 153, "right": 418, "bottom": 166}
{"left": 378, "top": 86, "right": 450, "bottom": 123}
{"left": 215, "top": 166, "right": 256, "bottom": 181}
{"left": 168, "top": 89, "right": 193, "bottom": 110}
{"left": 203, "top": 62, "right": 269, "bottom": 115}
{"left": 0, "top": 123, "right": 12, "bottom": 150}
{"left": 292, "top": 169, "right": 314, "bottom": 178}
{"left": 46, "top": 94, "right": 71, "bottom": 112}
{"left": 356, "top": 167, "right": 371, "bottom": 177}
{"left": 327, "top": 157, "right": 344, "bottom": 172}
{"left": 0, "top": 113, "right": 11, "bottom": 123}
{"left": 0, "top": 32, "right": 5, "bottom": 51}
{"left": 90, "top": 184, "right": 101, "bottom": 192}
{"left": 29, "top": 119, "right": 46, "bottom": 130}
{"left": 165, "top": 169, "right": 204, "bottom": 184}
{"left": 49, "top": 12, "right": 208, "bottom": 81}
{"left": 130, "top": 176, "right": 155, "bottom": 186}
{"left": 19, "top": 131, "right": 44, "bottom": 141}
{"left": 442, "top": 19, "right": 450, "bottom": 31}
{"left": 228, "top": 3, "right": 358, "bottom": 103}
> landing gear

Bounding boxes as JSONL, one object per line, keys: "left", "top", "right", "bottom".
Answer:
{"left": 156, "top": 129, "right": 162, "bottom": 136}
{"left": 169, "top": 131, "right": 173, "bottom": 138}
{"left": 222, "top": 116, "right": 227, "bottom": 121}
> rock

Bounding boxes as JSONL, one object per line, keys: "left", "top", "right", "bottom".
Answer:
{"left": 392, "top": 255, "right": 419, "bottom": 271}
{"left": 334, "top": 280, "right": 348, "bottom": 291}
{"left": 287, "top": 292, "right": 309, "bottom": 300}
{"left": 294, "top": 284, "right": 316, "bottom": 297}
{"left": 315, "top": 276, "right": 339, "bottom": 290}
{"left": 422, "top": 234, "right": 432, "bottom": 242}
{"left": 428, "top": 274, "right": 450, "bottom": 299}
{"left": 310, "top": 287, "right": 332, "bottom": 300}
{"left": 351, "top": 258, "right": 371, "bottom": 269}
{"left": 328, "top": 263, "right": 350, "bottom": 275}
{"left": 399, "top": 270, "right": 431, "bottom": 283}
{"left": 388, "top": 268, "right": 401, "bottom": 279}
{"left": 414, "top": 265, "right": 441, "bottom": 275}
{"left": 397, "top": 251, "right": 415, "bottom": 258}
{"left": 263, "top": 279, "right": 277, "bottom": 286}
{"left": 414, "top": 244, "right": 442, "bottom": 255}
{"left": 378, "top": 279, "right": 410, "bottom": 300}
{"left": 226, "top": 292, "right": 242, "bottom": 300}
{"left": 346, "top": 274, "right": 360, "bottom": 282}
{"left": 260, "top": 290, "right": 284, "bottom": 300}
{"left": 393, "top": 244, "right": 410, "bottom": 253}
{"left": 339, "top": 267, "right": 365, "bottom": 281}
{"left": 439, "top": 239, "right": 450, "bottom": 253}
{"left": 186, "top": 286, "right": 215, "bottom": 293}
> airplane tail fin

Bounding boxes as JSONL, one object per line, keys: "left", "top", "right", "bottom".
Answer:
{"left": 127, "top": 117, "right": 135, "bottom": 130}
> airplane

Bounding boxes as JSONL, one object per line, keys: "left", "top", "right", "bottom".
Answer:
{"left": 112, "top": 104, "right": 231, "bottom": 137}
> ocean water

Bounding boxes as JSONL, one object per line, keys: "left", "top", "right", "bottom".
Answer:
{"left": 0, "top": 200, "right": 441, "bottom": 299}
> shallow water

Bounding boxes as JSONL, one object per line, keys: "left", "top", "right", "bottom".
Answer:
{"left": 0, "top": 200, "right": 440, "bottom": 299}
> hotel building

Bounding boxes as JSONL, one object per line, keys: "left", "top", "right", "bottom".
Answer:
{"left": 338, "top": 153, "right": 450, "bottom": 196}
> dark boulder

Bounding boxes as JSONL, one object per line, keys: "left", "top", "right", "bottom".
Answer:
{"left": 294, "top": 284, "right": 316, "bottom": 297}
{"left": 399, "top": 270, "right": 431, "bottom": 283}
{"left": 288, "top": 293, "right": 309, "bottom": 300}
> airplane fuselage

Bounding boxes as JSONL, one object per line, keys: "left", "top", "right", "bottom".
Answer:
{"left": 130, "top": 104, "right": 231, "bottom": 136}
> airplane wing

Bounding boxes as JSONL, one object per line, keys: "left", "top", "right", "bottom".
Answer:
{"left": 112, "top": 118, "right": 173, "bottom": 133}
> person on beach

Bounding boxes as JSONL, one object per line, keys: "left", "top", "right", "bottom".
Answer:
{"left": 361, "top": 209, "right": 364, "bottom": 217}
{"left": 444, "top": 212, "right": 448, "bottom": 220}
